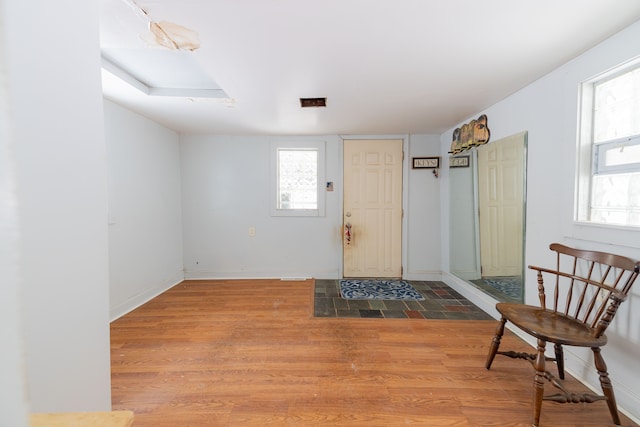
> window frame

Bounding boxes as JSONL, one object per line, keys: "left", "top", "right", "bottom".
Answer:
{"left": 575, "top": 57, "right": 640, "bottom": 229}
{"left": 593, "top": 135, "right": 640, "bottom": 175}
{"left": 269, "top": 139, "right": 326, "bottom": 217}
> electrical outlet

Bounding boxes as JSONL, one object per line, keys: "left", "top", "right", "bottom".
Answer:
{"left": 248, "top": 227, "right": 256, "bottom": 237}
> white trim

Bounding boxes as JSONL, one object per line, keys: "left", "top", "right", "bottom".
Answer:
{"left": 109, "top": 270, "right": 184, "bottom": 322}
{"left": 594, "top": 135, "right": 640, "bottom": 174}
{"left": 183, "top": 271, "right": 337, "bottom": 280}
{"left": 442, "top": 272, "right": 500, "bottom": 319}
{"left": 402, "top": 270, "right": 443, "bottom": 281}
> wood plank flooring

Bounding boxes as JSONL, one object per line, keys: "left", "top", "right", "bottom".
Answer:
{"left": 110, "top": 279, "right": 639, "bottom": 426}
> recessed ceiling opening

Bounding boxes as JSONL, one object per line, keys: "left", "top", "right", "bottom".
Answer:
{"left": 102, "top": 49, "right": 228, "bottom": 98}
{"left": 300, "top": 98, "right": 327, "bottom": 108}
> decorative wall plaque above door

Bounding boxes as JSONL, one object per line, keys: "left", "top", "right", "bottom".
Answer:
{"left": 450, "top": 114, "right": 491, "bottom": 154}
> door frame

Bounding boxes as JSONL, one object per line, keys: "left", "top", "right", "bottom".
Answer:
{"left": 339, "top": 135, "right": 409, "bottom": 279}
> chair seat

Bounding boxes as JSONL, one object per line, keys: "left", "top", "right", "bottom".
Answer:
{"left": 496, "top": 302, "right": 607, "bottom": 347}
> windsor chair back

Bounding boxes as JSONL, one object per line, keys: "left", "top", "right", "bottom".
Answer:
{"left": 485, "top": 243, "right": 640, "bottom": 426}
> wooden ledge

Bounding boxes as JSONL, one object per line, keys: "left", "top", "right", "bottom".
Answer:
{"left": 31, "top": 410, "right": 134, "bottom": 427}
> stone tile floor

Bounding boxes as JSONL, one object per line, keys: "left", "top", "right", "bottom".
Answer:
{"left": 314, "top": 279, "right": 493, "bottom": 320}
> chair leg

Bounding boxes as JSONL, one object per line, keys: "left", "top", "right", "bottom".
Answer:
{"left": 532, "top": 339, "right": 547, "bottom": 427}
{"left": 485, "top": 317, "right": 506, "bottom": 370}
{"left": 554, "top": 343, "right": 565, "bottom": 380}
{"left": 592, "top": 347, "right": 621, "bottom": 425}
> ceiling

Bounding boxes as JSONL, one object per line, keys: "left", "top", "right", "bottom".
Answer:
{"left": 100, "top": 0, "right": 640, "bottom": 136}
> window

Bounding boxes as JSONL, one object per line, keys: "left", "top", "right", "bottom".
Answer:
{"left": 270, "top": 140, "right": 325, "bottom": 217}
{"left": 577, "top": 59, "right": 640, "bottom": 227}
{"left": 277, "top": 149, "right": 318, "bottom": 210}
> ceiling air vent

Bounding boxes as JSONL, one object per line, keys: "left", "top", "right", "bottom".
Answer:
{"left": 300, "top": 97, "right": 327, "bottom": 108}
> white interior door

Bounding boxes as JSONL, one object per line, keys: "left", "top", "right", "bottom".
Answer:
{"left": 478, "top": 133, "right": 525, "bottom": 277}
{"left": 343, "top": 139, "right": 403, "bottom": 278}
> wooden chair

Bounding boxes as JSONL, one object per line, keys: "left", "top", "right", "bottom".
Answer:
{"left": 485, "top": 243, "right": 640, "bottom": 426}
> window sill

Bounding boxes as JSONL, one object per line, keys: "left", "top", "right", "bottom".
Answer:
{"left": 270, "top": 209, "right": 322, "bottom": 217}
{"left": 570, "top": 220, "right": 640, "bottom": 248}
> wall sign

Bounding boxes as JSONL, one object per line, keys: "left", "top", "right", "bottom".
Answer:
{"left": 412, "top": 156, "right": 440, "bottom": 169}
{"left": 449, "top": 155, "right": 470, "bottom": 168}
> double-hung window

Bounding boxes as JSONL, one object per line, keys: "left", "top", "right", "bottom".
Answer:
{"left": 577, "top": 59, "right": 640, "bottom": 227}
{"left": 270, "top": 140, "right": 325, "bottom": 217}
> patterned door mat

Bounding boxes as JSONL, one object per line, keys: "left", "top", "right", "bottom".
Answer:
{"left": 339, "top": 279, "right": 425, "bottom": 301}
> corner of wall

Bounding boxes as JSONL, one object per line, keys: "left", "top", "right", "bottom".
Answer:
{"left": 110, "top": 271, "right": 184, "bottom": 322}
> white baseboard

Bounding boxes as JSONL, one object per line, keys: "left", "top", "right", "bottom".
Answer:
{"left": 442, "top": 272, "right": 500, "bottom": 319}
{"left": 183, "top": 269, "right": 339, "bottom": 280}
{"left": 109, "top": 271, "right": 184, "bottom": 322}
{"left": 402, "top": 270, "right": 444, "bottom": 281}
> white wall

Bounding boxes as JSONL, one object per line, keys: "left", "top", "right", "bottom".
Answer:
{"left": 405, "top": 134, "right": 442, "bottom": 279}
{"left": 181, "top": 134, "right": 441, "bottom": 280}
{"left": 104, "top": 100, "right": 184, "bottom": 320}
{"left": 4, "top": 0, "right": 111, "bottom": 414}
{"left": 441, "top": 19, "right": 640, "bottom": 422}
{"left": 181, "top": 135, "right": 342, "bottom": 279}
{"left": 0, "top": 3, "right": 29, "bottom": 421}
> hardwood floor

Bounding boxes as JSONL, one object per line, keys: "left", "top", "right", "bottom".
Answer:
{"left": 110, "top": 279, "right": 638, "bottom": 426}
